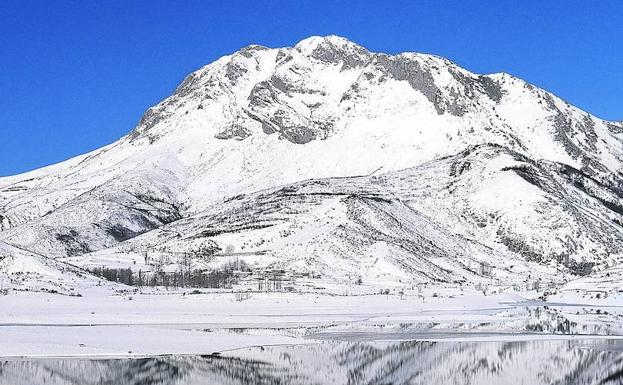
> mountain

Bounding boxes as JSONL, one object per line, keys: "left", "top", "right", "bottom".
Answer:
{"left": 70, "top": 168, "right": 555, "bottom": 286}
{"left": 1, "top": 35, "right": 622, "bottom": 288}
{"left": 0, "top": 240, "right": 109, "bottom": 295}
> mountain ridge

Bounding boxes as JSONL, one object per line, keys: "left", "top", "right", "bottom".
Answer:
{"left": 1, "top": 35, "right": 621, "bottom": 289}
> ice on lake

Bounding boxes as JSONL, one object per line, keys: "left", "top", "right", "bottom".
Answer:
{"left": 2, "top": 339, "right": 623, "bottom": 385}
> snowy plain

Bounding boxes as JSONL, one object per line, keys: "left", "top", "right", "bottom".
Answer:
{"left": 2, "top": 286, "right": 623, "bottom": 358}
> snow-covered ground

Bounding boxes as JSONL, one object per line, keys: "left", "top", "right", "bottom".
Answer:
{"left": 1, "top": 288, "right": 622, "bottom": 358}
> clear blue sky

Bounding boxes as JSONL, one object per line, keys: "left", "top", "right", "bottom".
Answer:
{"left": 1, "top": 1, "right": 621, "bottom": 176}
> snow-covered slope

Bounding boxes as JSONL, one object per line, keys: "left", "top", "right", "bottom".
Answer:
{"left": 0, "top": 166, "right": 183, "bottom": 257}
{"left": 1, "top": 36, "right": 621, "bottom": 287}
{"left": 67, "top": 144, "right": 622, "bottom": 287}
{"left": 69, "top": 173, "right": 560, "bottom": 286}
{"left": 380, "top": 144, "right": 623, "bottom": 274}
{"left": 0, "top": 241, "right": 108, "bottom": 295}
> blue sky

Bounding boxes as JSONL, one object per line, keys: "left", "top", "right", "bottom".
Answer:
{"left": 1, "top": 0, "right": 621, "bottom": 176}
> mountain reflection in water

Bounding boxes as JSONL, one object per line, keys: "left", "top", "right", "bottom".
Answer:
{"left": 2, "top": 339, "right": 623, "bottom": 385}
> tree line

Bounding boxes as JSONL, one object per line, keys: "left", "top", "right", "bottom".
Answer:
{"left": 88, "top": 259, "right": 251, "bottom": 289}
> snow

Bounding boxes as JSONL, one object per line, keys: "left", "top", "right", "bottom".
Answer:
{"left": 2, "top": 36, "right": 620, "bottom": 252}
{"left": 1, "top": 289, "right": 622, "bottom": 358}
{"left": 0, "top": 325, "right": 305, "bottom": 358}
{"left": 0, "top": 241, "right": 111, "bottom": 295}
{"left": 0, "top": 36, "right": 622, "bottom": 359}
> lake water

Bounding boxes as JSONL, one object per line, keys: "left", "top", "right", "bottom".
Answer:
{"left": 2, "top": 339, "right": 623, "bottom": 385}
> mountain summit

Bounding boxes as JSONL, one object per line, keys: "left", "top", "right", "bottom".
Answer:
{"left": 1, "top": 36, "right": 622, "bottom": 287}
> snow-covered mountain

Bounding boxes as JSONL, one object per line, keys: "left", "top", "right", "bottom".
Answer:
{"left": 70, "top": 170, "right": 558, "bottom": 287}
{"left": 0, "top": 240, "right": 109, "bottom": 295}
{"left": 1, "top": 35, "right": 622, "bottom": 288}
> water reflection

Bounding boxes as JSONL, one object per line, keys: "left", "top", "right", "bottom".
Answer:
{"left": 2, "top": 340, "right": 623, "bottom": 385}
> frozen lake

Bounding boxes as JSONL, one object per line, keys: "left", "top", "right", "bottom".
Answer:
{"left": 2, "top": 290, "right": 623, "bottom": 384}
{"left": 2, "top": 339, "right": 623, "bottom": 385}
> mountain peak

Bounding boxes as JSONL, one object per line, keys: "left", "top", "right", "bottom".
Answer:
{"left": 292, "top": 35, "right": 371, "bottom": 71}
{"left": 295, "top": 35, "right": 368, "bottom": 56}
{"left": 295, "top": 35, "right": 356, "bottom": 49}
